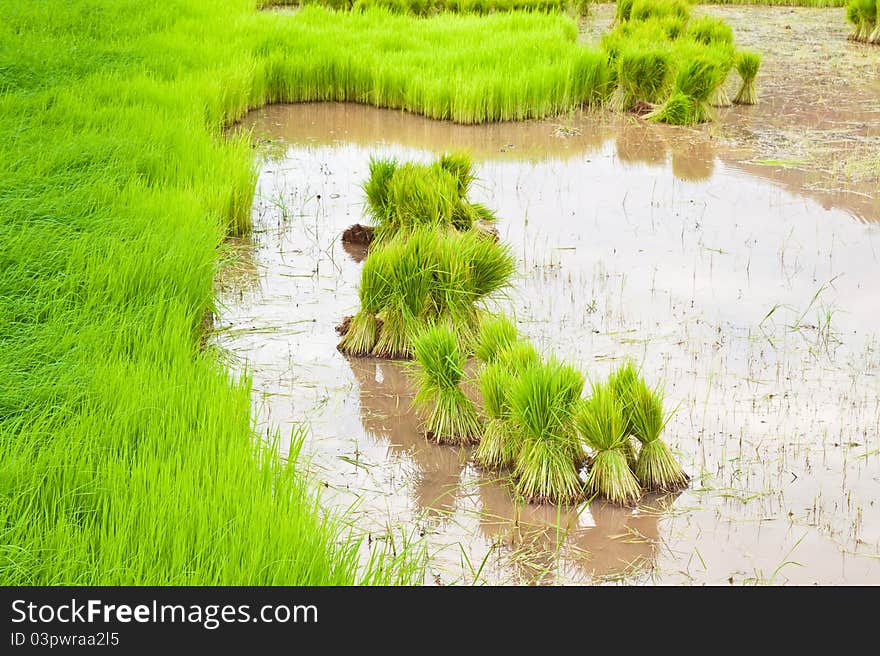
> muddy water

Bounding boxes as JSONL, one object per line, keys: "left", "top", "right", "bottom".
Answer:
{"left": 220, "top": 99, "right": 880, "bottom": 584}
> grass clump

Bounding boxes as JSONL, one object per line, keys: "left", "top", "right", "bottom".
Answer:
{"left": 340, "top": 227, "right": 515, "bottom": 359}
{"left": 846, "top": 0, "right": 879, "bottom": 43}
{"left": 609, "top": 43, "right": 675, "bottom": 112}
{"left": 577, "top": 383, "right": 642, "bottom": 506}
{"left": 410, "top": 324, "right": 482, "bottom": 445}
{"left": 508, "top": 359, "right": 585, "bottom": 504}
{"left": 645, "top": 54, "right": 726, "bottom": 125}
{"left": 733, "top": 50, "right": 761, "bottom": 105}
{"left": 474, "top": 314, "right": 519, "bottom": 364}
{"left": 362, "top": 152, "right": 498, "bottom": 247}
{"left": 474, "top": 337, "right": 542, "bottom": 469}
{"left": 626, "top": 379, "right": 689, "bottom": 492}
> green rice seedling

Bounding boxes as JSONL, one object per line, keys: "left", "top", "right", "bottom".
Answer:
{"left": 474, "top": 338, "right": 541, "bottom": 468}
{"left": 627, "top": 379, "right": 689, "bottom": 492}
{"left": 873, "top": 3, "right": 880, "bottom": 43}
{"left": 437, "top": 230, "right": 517, "bottom": 347}
{"left": 687, "top": 16, "right": 734, "bottom": 46}
{"left": 475, "top": 360, "right": 519, "bottom": 469}
{"left": 474, "top": 314, "right": 519, "bottom": 364}
{"left": 508, "top": 359, "right": 585, "bottom": 504}
{"left": 609, "top": 44, "right": 675, "bottom": 113}
{"left": 576, "top": 383, "right": 642, "bottom": 506}
{"left": 497, "top": 339, "right": 542, "bottom": 374}
{"left": 733, "top": 51, "right": 761, "bottom": 105}
{"left": 338, "top": 251, "right": 393, "bottom": 355}
{"left": 438, "top": 151, "right": 476, "bottom": 199}
{"left": 362, "top": 156, "right": 398, "bottom": 227}
{"left": 846, "top": 1, "right": 862, "bottom": 40}
{"left": 629, "top": 0, "right": 690, "bottom": 23}
{"left": 607, "top": 360, "right": 641, "bottom": 469}
{"left": 410, "top": 323, "right": 482, "bottom": 445}
{"left": 846, "top": 0, "right": 875, "bottom": 42}
{"left": 363, "top": 152, "right": 494, "bottom": 244}
{"left": 615, "top": 0, "right": 636, "bottom": 24}
{"left": 371, "top": 233, "right": 434, "bottom": 359}
{"left": 646, "top": 54, "right": 725, "bottom": 125}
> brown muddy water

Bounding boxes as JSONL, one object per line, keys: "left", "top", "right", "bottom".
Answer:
{"left": 218, "top": 98, "right": 880, "bottom": 585}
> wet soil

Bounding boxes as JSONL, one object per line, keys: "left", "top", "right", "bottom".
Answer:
{"left": 216, "top": 8, "right": 880, "bottom": 584}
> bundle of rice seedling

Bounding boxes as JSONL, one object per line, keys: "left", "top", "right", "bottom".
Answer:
{"left": 629, "top": 0, "right": 690, "bottom": 24}
{"left": 733, "top": 50, "right": 760, "bottom": 105}
{"left": 508, "top": 358, "right": 585, "bottom": 504}
{"left": 645, "top": 54, "right": 724, "bottom": 125}
{"left": 576, "top": 383, "right": 642, "bottom": 506}
{"left": 342, "top": 226, "right": 515, "bottom": 359}
{"left": 614, "top": 0, "right": 635, "bottom": 25}
{"left": 362, "top": 156, "right": 397, "bottom": 227}
{"left": 410, "top": 323, "right": 482, "bottom": 445}
{"left": 687, "top": 16, "right": 734, "bottom": 47}
{"left": 627, "top": 378, "right": 689, "bottom": 492}
{"left": 873, "top": 2, "right": 880, "bottom": 43}
{"left": 371, "top": 231, "right": 436, "bottom": 359}
{"left": 609, "top": 43, "right": 674, "bottom": 113}
{"left": 433, "top": 230, "right": 516, "bottom": 348}
{"left": 475, "top": 360, "right": 518, "bottom": 469}
{"left": 362, "top": 152, "right": 490, "bottom": 246}
{"left": 607, "top": 360, "right": 641, "bottom": 469}
{"left": 337, "top": 248, "right": 392, "bottom": 355}
{"left": 474, "top": 314, "right": 518, "bottom": 364}
{"left": 847, "top": 0, "right": 877, "bottom": 42}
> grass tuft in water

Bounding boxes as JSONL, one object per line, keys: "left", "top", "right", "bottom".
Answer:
{"left": 733, "top": 51, "right": 761, "bottom": 105}
{"left": 577, "top": 383, "right": 642, "bottom": 506}
{"left": 508, "top": 359, "right": 585, "bottom": 504}
{"left": 474, "top": 314, "right": 519, "bottom": 364}
{"left": 627, "top": 379, "right": 689, "bottom": 492}
{"left": 410, "top": 323, "right": 482, "bottom": 444}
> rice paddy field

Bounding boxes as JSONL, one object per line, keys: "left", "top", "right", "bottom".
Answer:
{"left": 4, "top": 0, "right": 879, "bottom": 587}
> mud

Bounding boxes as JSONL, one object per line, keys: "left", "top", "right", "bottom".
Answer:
{"left": 217, "top": 8, "right": 880, "bottom": 584}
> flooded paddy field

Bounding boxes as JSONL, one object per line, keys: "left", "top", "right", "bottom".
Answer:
{"left": 218, "top": 90, "right": 880, "bottom": 583}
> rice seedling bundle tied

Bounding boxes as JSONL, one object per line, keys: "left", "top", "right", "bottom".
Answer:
{"left": 508, "top": 359, "right": 586, "bottom": 504}
{"left": 339, "top": 226, "right": 515, "bottom": 359}
{"left": 410, "top": 324, "right": 482, "bottom": 444}
{"left": 625, "top": 377, "right": 689, "bottom": 492}
{"left": 606, "top": 0, "right": 759, "bottom": 124}
{"left": 576, "top": 383, "right": 642, "bottom": 506}
{"left": 475, "top": 335, "right": 542, "bottom": 469}
{"left": 846, "top": 0, "right": 880, "bottom": 43}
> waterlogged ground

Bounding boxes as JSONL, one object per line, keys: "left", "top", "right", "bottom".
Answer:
{"left": 587, "top": 4, "right": 880, "bottom": 221}
{"left": 218, "top": 96, "right": 880, "bottom": 584}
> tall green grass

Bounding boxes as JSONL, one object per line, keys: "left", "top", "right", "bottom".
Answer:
{"left": 256, "top": 7, "right": 612, "bottom": 122}
{"left": 263, "top": 0, "right": 592, "bottom": 15}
